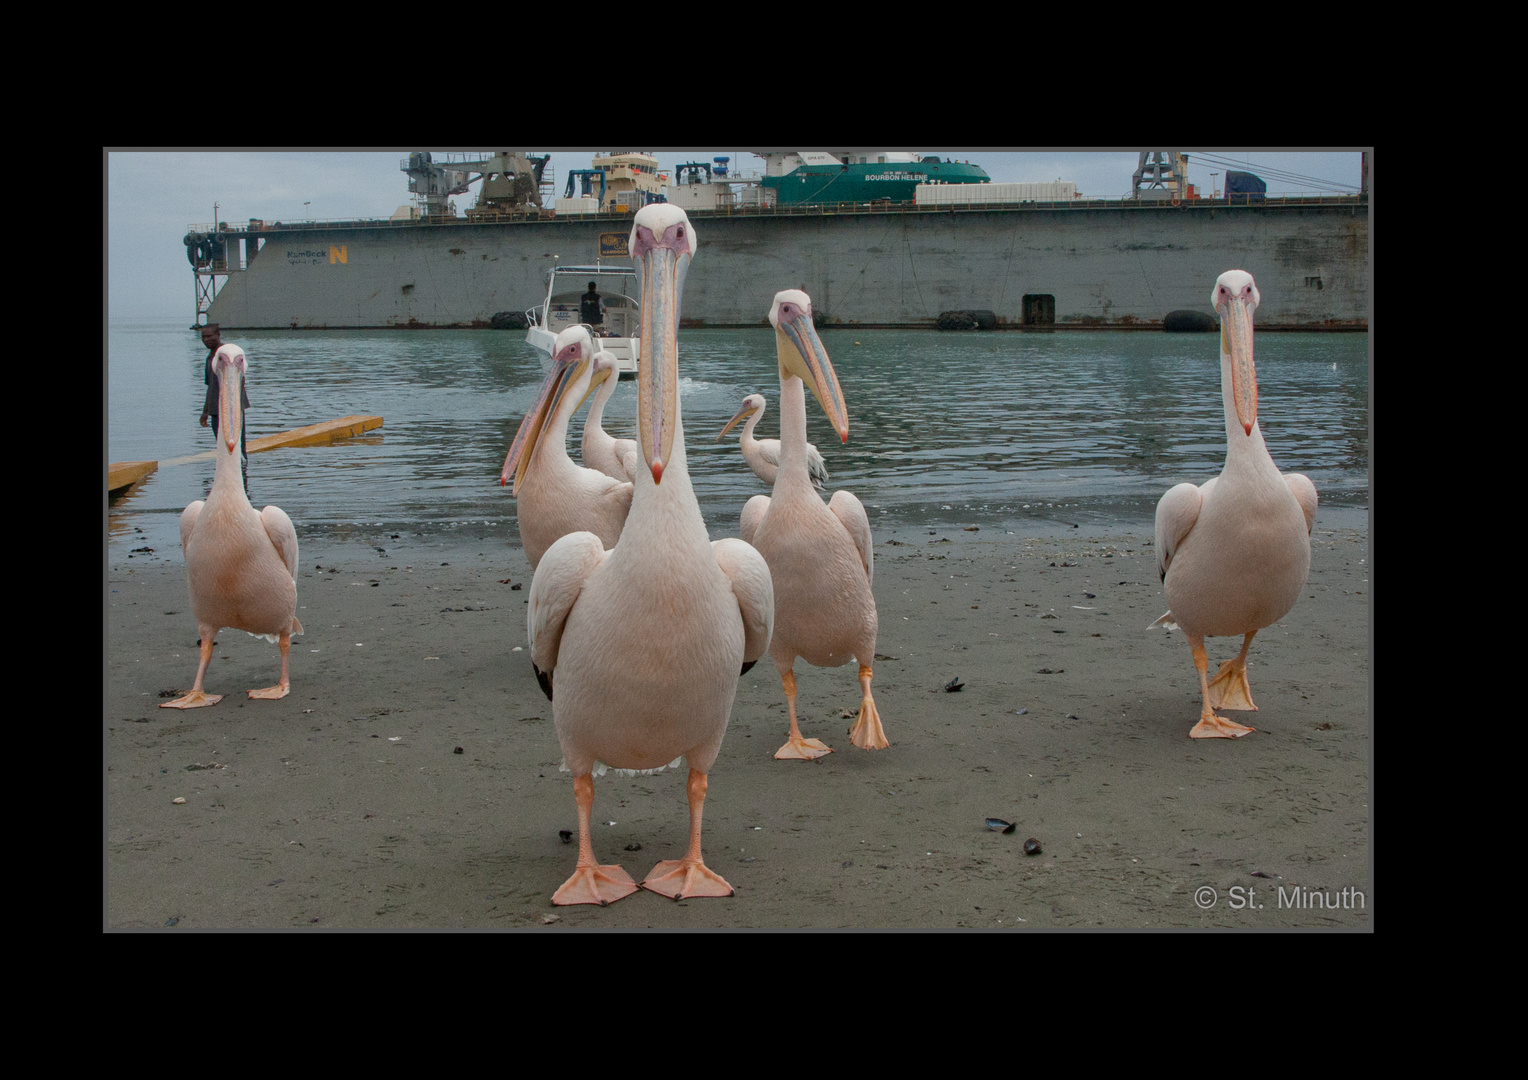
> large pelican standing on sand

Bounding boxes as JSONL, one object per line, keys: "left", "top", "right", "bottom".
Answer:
{"left": 580, "top": 350, "right": 639, "bottom": 483}
{"left": 1154, "top": 270, "right": 1318, "bottom": 738}
{"left": 501, "top": 327, "right": 633, "bottom": 569}
{"left": 717, "top": 392, "right": 829, "bottom": 488}
{"left": 162, "top": 344, "right": 302, "bottom": 709}
{"left": 741, "top": 290, "right": 885, "bottom": 759}
{"left": 528, "top": 205, "right": 774, "bottom": 905}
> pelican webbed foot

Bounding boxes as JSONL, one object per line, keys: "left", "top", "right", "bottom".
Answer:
{"left": 553, "top": 863, "right": 640, "bottom": 907}
{"left": 774, "top": 667, "right": 834, "bottom": 759}
{"left": 1189, "top": 712, "right": 1256, "bottom": 739}
{"left": 553, "top": 773, "right": 640, "bottom": 906}
{"left": 775, "top": 735, "right": 834, "bottom": 760}
{"left": 641, "top": 858, "right": 734, "bottom": 900}
{"left": 247, "top": 632, "right": 292, "bottom": 701}
{"left": 1206, "top": 632, "right": 1258, "bottom": 710}
{"left": 1207, "top": 658, "right": 1257, "bottom": 711}
{"left": 1186, "top": 634, "right": 1255, "bottom": 739}
{"left": 163, "top": 636, "right": 221, "bottom": 709}
{"left": 160, "top": 691, "right": 223, "bottom": 710}
{"left": 640, "top": 768, "right": 733, "bottom": 900}
{"left": 848, "top": 665, "right": 888, "bottom": 750}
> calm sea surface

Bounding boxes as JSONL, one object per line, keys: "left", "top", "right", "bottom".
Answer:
{"left": 106, "top": 320, "right": 1369, "bottom": 559}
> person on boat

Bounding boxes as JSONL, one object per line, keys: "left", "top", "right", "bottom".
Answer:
{"left": 580, "top": 281, "right": 604, "bottom": 329}
{"left": 198, "top": 323, "right": 249, "bottom": 496}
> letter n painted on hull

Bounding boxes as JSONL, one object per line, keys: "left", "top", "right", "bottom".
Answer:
{"left": 330, "top": 246, "right": 348, "bottom": 264}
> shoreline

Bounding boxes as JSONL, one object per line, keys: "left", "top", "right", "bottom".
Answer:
{"left": 106, "top": 512, "right": 1369, "bottom": 929}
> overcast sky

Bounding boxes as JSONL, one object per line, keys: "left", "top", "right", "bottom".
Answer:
{"left": 107, "top": 149, "right": 1366, "bottom": 324}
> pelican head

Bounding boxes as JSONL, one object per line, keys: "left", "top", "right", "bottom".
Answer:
{"left": 717, "top": 393, "right": 765, "bottom": 441}
{"left": 212, "top": 344, "right": 247, "bottom": 455}
{"left": 590, "top": 349, "right": 619, "bottom": 389}
{"left": 631, "top": 204, "right": 696, "bottom": 484}
{"left": 1213, "top": 270, "right": 1260, "bottom": 435}
{"left": 770, "top": 290, "right": 847, "bottom": 443}
{"left": 500, "top": 325, "right": 599, "bottom": 494}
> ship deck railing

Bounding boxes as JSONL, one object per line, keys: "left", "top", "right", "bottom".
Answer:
{"left": 187, "top": 192, "right": 1365, "bottom": 239}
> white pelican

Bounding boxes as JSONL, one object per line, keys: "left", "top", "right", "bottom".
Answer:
{"left": 501, "top": 327, "right": 633, "bottom": 570}
{"left": 528, "top": 205, "right": 774, "bottom": 905}
{"left": 1153, "top": 270, "right": 1318, "bottom": 738}
{"left": 717, "top": 392, "right": 829, "bottom": 488}
{"left": 580, "top": 350, "right": 639, "bottom": 483}
{"left": 740, "top": 290, "right": 885, "bottom": 759}
{"left": 161, "top": 344, "right": 302, "bottom": 709}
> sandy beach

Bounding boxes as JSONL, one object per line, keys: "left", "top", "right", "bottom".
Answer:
{"left": 105, "top": 509, "right": 1369, "bottom": 930}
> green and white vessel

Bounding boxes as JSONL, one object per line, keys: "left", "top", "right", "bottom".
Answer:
{"left": 756, "top": 151, "right": 990, "bottom": 206}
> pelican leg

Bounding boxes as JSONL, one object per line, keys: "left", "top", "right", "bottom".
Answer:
{"left": 848, "top": 664, "right": 889, "bottom": 750}
{"left": 160, "top": 631, "right": 223, "bottom": 709}
{"left": 1207, "top": 631, "right": 1258, "bottom": 711}
{"left": 1187, "top": 634, "right": 1254, "bottom": 739}
{"left": 774, "top": 667, "right": 834, "bottom": 760}
{"left": 248, "top": 630, "right": 292, "bottom": 700}
{"left": 553, "top": 774, "right": 638, "bottom": 906}
{"left": 641, "top": 769, "right": 734, "bottom": 900}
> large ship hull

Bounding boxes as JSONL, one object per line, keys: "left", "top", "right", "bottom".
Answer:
{"left": 203, "top": 199, "right": 1368, "bottom": 330}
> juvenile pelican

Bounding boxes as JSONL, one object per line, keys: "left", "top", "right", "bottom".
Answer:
{"left": 1154, "top": 270, "right": 1318, "bottom": 738}
{"left": 741, "top": 290, "right": 885, "bottom": 759}
{"left": 528, "top": 205, "right": 774, "bottom": 906}
{"left": 717, "top": 392, "right": 829, "bottom": 488}
{"left": 162, "top": 344, "right": 302, "bottom": 709}
{"left": 501, "top": 327, "right": 633, "bottom": 569}
{"left": 581, "top": 350, "right": 639, "bottom": 483}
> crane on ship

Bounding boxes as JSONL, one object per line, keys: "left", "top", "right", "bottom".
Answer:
{"left": 401, "top": 151, "right": 552, "bottom": 218}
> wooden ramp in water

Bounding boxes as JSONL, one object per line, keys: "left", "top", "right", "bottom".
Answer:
{"left": 108, "top": 460, "right": 157, "bottom": 494}
{"left": 108, "top": 415, "right": 383, "bottom": 495}
{"left": 247, "top": 414, "right": 383, "bottom": 453}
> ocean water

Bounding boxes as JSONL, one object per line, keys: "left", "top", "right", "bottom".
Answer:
{"left": 106, "top": 320, "right": 1369, "bottom": 558}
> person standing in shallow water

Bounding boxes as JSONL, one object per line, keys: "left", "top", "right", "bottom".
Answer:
{"left": 198, "top": 323, "right": 249, "bottom": 497}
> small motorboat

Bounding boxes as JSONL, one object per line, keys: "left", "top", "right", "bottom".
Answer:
{"left": 525, "top": 261, "right": 641, "bottom": 377}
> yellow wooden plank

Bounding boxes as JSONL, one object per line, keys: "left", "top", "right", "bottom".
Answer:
{"left": 108, "top": 460, "right": 158, "bottom": 492}
{"left": 247, "top": 415, "right": 383, "bottom": 453}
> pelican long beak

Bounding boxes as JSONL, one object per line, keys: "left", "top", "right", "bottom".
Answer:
{"left": 218, "top": 355, "right": 243, "bottom": 455}
{"left": 581, "top": 359, "right": 614, "bottom": 408}
{"left": 634, "top": 228, "right": 690, "bottom": 484}
{"left": 717, "top": 402, "right": 759, "bottom": 441}
{"left": 777, "top": 310, "right": 848, "bottom": 443}
{"left": 1220, "top": 295, "right": 1257, "bottom": 435}
{"left": 501, "top": 349, "right": 584, "bottom": 494}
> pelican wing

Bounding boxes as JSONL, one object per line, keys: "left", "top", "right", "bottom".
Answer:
{"left": 1287, "top": 473, "right": 1318, "bottom": 535}
{"left": 527, "top": 530, "right": 610, "bottom": 695}
{"left": 604, "top": 478, "right": 635, "bottom": 523}
{"left": 261, "top": 505, "right": 300, "bottom": 579}
{"left": 1154, "top": 482, "right": 1202, "bottom": 584}
{"left": 712, "top": 537, "right": 775, "bottom": 667}
{"left": 615, "top": 441, "right": 639, "bottom": 484}
{"left": 805, "top": 442, "right": 829, "bottom": 488}
{"left": 753, "top": 439, "right": 781, "bottom": 483}
{"left": 828, "top": 489, "right": 874, "bottom": 587}
{"left": 583, "top": 430, "right": 640, "bottom": 484}
{"left": 739, "top": 494, "right": 771, "bottom": 548}
{"left": 749, "top": 438, "right": 826, "bottom": 489}
{"left": 179, "top": 500, "right": 204, "bottom": 551}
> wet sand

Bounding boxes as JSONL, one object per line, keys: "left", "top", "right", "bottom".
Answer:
{"left": 105, "top": 510, "right": 1370, "bottom": 930}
